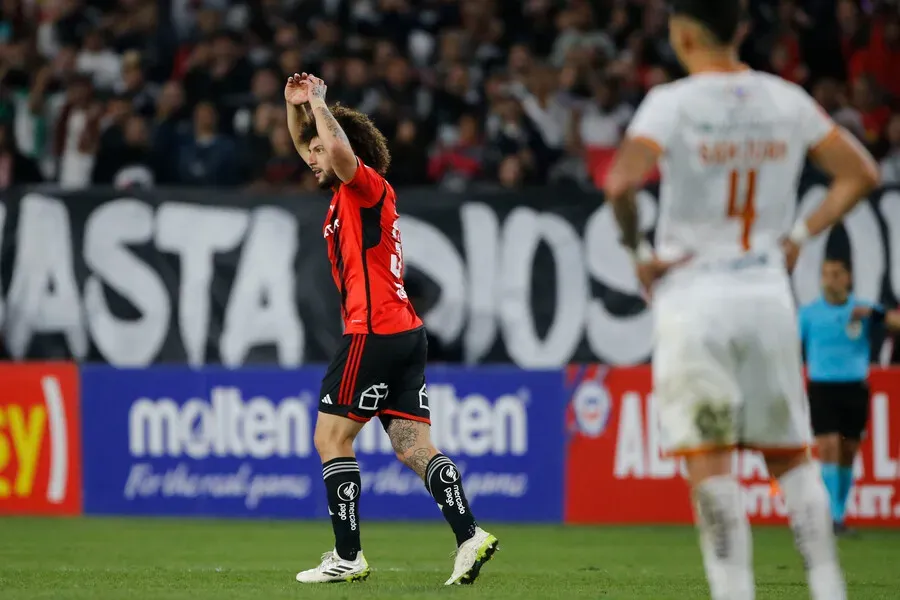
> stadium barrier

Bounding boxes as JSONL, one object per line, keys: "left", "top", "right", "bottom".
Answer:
{"left": 1, "top": 362, "right": 898, "bottom": 527}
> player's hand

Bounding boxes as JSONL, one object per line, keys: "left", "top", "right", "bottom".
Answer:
{"left": 306, "top": 74, "right": 327, "bottom": 102}
{"left": 851, "top": 305, "right": 873, "bottom": 322}
{"left": 635, "top": 256, "right": 691, "bottom": 302}
{"left": 782, "top": 239, "right": 801, "bottom": 273}
{"left": 284, "top": 72, "right": 309, "bottom": 105}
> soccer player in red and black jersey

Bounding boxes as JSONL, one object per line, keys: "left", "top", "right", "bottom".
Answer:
{"left": 285, "top": 73, "right": 498, "bottom": 586}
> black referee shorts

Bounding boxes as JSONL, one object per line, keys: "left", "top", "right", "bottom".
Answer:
{"left": 807, "top": 380, "right": 870, "bottom": 440}
{"left": 318, "top": 327, "right": 431, "bottom": 427}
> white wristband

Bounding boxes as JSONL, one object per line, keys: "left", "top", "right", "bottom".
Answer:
{"left": 788, "top": 220, "right": 811, "bottom": 246}
{"left": 628, "top": 240, "right": 655, "bottom": 264}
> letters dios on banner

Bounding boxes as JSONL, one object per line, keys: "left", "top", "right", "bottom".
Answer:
{"left": 2, "top": 180, "right": 898, "bottom": 369}
{"left": 79, "top": 365, "right": 564, "bottom": 522}
{"left": 0, "top": 363, "right": 82, "bottom": 515}
{"left": 564, "top": 365, "right": 900, "bottom": 527}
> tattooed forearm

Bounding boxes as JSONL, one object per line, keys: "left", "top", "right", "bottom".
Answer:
{"left": 612, "top": 189, "right": 640, "bottom": 250}
{"left": 313, "top": 105, "right": 351, "bottom": 148}
{"left": 387, "top": 419, "right": 436, "bottom": 479}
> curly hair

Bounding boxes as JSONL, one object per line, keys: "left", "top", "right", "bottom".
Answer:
{"left": 299, "top": 104, "right": 391, "bottom": 175}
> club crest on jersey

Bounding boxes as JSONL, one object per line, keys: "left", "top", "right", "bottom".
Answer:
{"left": 846, "top": 320, "right": 863, "bottom": 340}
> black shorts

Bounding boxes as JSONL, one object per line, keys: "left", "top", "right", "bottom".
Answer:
{"left": 807, "top": 380, "right": 870, "bottom": 440}
{"left": 318, "top": 327, "right": 430, "bottom": 426}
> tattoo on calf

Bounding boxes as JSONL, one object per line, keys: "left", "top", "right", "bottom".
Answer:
{"left": 387, "top": 420, "right": 433, "bottom": 478}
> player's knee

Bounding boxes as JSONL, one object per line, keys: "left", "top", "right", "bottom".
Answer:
{"left": 815, "top": 434, "right": 841, "bottom": 463}
{"left": 313, "top": 422, "right": 356, "bottom": 459}
{"left": 839, "top": 439, "right": 859, "bottom": 465}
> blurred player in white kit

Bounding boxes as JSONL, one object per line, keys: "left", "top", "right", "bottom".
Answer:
{"left": 605, "top": 1, "right": 880, "bottom": 599}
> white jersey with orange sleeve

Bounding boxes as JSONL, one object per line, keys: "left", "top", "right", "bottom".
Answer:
{"left": 630, "top": 69, "right": 837, "bottom": 457}
{"left": 628, "top": 69, "right": 836, "bottom": 268}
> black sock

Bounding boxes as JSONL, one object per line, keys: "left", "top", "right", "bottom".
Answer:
{"left": 425, "top": 454, "right": 477, "bottom": 546}
{"left": 323, "top": 457, "right": 361, "bottom": 561}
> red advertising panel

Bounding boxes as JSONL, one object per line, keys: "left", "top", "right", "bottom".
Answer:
{"left": 565, "top": 365, "right": 900, "bottom": 527}
{"left": 0, "top": 363, "right": 82, "bottom": 515}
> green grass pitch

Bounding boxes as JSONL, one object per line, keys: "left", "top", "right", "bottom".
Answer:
{"left": 2, "top": 518, "right": 900, "bottom": 599}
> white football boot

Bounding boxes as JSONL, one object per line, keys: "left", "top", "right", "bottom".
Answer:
{"left": 295, "top": 550, "right": 370, "bottom": 583}
{"left": 444, "top": 527, "right": 499, "bottom": 585}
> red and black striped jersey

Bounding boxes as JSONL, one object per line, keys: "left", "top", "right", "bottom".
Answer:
{"left": 323, "top": 157, "right": 422, "bottom": 335}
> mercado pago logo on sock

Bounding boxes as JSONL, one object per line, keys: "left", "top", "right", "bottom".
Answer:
{"left": 0, "top": 363, "right": 82, "bottom": 516}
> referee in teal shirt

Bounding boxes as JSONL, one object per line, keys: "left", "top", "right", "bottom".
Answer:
{"left": 799, "top": 258, "right": 900, "bottom": 535}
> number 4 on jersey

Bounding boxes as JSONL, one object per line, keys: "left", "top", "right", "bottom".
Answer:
{"left": 727, "top": 169, "right": 757, "bottom": 251}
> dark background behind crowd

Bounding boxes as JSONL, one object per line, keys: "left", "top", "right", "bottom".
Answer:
{"left": 1, "top": 0, "right": 900, "bottom": 194}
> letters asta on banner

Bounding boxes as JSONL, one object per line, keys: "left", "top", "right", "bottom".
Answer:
{"left": 2, "top": 185, "right": 899, "bottom": 367}
{"left": 1, "top": 194, "right": 305, "bottom": 367}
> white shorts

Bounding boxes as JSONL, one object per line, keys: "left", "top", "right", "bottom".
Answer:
{"left": 652, "top": 268, "right": 812, "bottom": 456}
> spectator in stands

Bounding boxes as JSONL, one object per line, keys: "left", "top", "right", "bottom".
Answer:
{"left": 54, "top": 73, "right": 101, "bottom": 189}
{"left": 99, "top": 114, "right": 157, "bottom": 189}
{"left": 880, "top": 114, "right": 900, "bottom": 185}
{"left": 428, "top": 113, "right": 485, "bottom": 190}
{"left": 331, "top": 56, "right": 380, "bottom": 115}
{"left": 117, "top": 51, "right": 156, "bottom": 118}
{"left": 851, "top": 75, "right": 891, "bottom": 148}
{"left": 389, "top": 118, "right": 429, "bottom": 186}
{"left": 9, "top": 0, "right": 900, "bottom": 193}
{"left": 836, "top": 0, "right": 867, "bottom": 69}
{"left": 497, "top": 155, "right": 526, "bottom": 189}
{"left": 76, "top": 29, "right": 121, "bottom": 92}
{"left": 850, "top": 12, "right": 900, "bottom": 100}
{"left": 485, "top": 94, "right": 540, "bottom": 183}
{"left": 813, "top": 78, "right": 866, "bottom": 141}
{"left": 176, "top": 101, "right": 238, "bottom": 186}
{"left": 151, "top": 80, "right": 190, "bottom": 183}
{"left": 239, "top": 101, "right": 277, "bottom": 183}
{"left": 550, "top": 1, "right": 615, "bottom": 69}
{"left": 571, "top": 76, "right": 634, "bottom": 188}
{"left": 232, "top": 67, "right": 281, "bottom": 136}
{"left": 91, "top": 93, "right": 132, "bottom": 181}
{"left": 517, "top": 63, "right": 570, "bottom": 156}
{"left": 0, "top": 121, "right": 42, "bottom": 189}
{"left": 249, "top": 124, "right": 307, "bottom": 192}
{"left": 431, "top": 62, "right": 481, "bottom": 142}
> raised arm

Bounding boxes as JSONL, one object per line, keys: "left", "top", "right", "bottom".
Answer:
{"left": 305, "top": 74, "right": 358, "bottom": 183}
{"left": 285, "top": 73, "right": 313, "bottom": 164}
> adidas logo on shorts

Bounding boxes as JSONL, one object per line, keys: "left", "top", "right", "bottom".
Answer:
{"left": 321, "top": 394, "right": 333, "bottom": 405}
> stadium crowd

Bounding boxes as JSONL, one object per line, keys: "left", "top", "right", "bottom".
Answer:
{"left": 0, "top": 0, "right": 900, "bottom": 192}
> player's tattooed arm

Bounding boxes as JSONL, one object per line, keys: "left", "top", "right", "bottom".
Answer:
{"left": 306, "top": 74, "right": 359, "bottom": 183}
{"left": 285, "top": 73, "right": 312, "bottom": 163}
{"left": 387, "top": 419, "right": 434, "bottom": 479}
{"left": 604, "top": 137, "right": 660, "bottom": 251}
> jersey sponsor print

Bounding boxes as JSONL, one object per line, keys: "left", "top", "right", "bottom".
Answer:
{"left": 564, "top": 365, "right": 900, "bottom": 526}
{"left": 0, "top": 363, "right": 82, "bottom": 515}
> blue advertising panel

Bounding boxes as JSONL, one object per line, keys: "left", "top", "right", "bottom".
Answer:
{"left": 80, "top": 366, "right": 565, "bottom": 522}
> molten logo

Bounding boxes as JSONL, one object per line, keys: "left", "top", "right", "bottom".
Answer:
{"left": 0, "top": 364, "right": 81, "bottom": 515}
